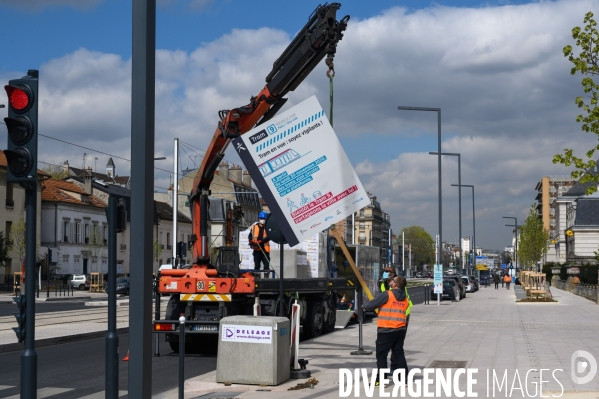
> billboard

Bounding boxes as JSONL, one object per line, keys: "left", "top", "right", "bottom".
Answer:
{"left": 233, "top": 96, "right": 368, "bottom": 246}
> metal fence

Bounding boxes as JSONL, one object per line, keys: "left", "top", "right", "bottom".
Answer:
{"left": 554, "top": 278, "right": 598, "bottom": 303}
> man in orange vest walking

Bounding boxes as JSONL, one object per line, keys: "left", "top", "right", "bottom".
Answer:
{"left": 249, "top": 211, "right": 271, "bottom": 273}
{"left": 363, "top": 275, "right": 409, "bottom": 386}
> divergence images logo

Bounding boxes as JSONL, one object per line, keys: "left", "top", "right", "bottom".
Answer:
{"left": 571, "top": 350, "right": 597, "bottom": 384}
{"left": 248, "top": 129, "right": 268, "bottom": 145}
{"left": 225, "top": 328, "right": 234, "bottom": 338}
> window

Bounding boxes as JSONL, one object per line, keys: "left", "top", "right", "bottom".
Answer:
{"left": 5, "top": 183, "right": 14, "bottom": 207}
{"left": 103, "top": 225, "right": 108, "bottom": 244}
{"left": 159, "top": 231, "right": 163, "bottom": 245}
{"left": 359, "top": 223, "right": 365, "bottom": 230}
{"left": 63, "top": 221, "right": 70, "bottom": 242}
{"left": 85, "top": 224, "right": 90, "bottom": 244}
{"left": 5, "top": 221, "right": 12, "bottom": 242}
{"left": 62, "top": 255, "right": 70, "bottom": 264}
{"left": 359, "top": 209, "right": 364, "bottom": 217}
{"left": 159, "top": 259, "right": 163, "bottom": 265}
{"left": 76, "top": 223, "right": 81, "bottom": 244}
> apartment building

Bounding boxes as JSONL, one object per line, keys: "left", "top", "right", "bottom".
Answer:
{"left": 534, "top": 176, "right": 576, "bottom": 242}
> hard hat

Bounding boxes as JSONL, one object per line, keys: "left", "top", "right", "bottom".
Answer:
{"left": 258, "top": 211, "right": 268, "bottom": 219}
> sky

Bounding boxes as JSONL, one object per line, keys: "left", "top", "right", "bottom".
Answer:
{"left": 0, "top": 0, "right": 597, "bottom": 252}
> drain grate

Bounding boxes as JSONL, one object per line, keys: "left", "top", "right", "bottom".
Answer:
{"left": 194, "top": 392, "right": 245, "bottom": 399}
{"left": 429, "top": 360, "right": 468, "bottom": 368}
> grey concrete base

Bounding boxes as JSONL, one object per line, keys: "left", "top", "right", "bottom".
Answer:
{"left": 289, "top": 368, "right": 311, "bottom": 379}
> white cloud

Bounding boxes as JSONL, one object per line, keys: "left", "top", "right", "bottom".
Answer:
{"left": 2, "top": 0, "right": 596, "bottom": 250}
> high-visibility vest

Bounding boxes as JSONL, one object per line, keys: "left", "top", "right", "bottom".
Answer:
{"left": 380, "top": 283, "right": 413, "bottom": 316}
{"left": 250, "top": 223, "right": 270, "bottom": 253}
{"left": 377, "top": 291, "right": 408, "bottom": 329}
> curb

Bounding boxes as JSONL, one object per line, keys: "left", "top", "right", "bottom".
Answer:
{"left": 37, "top": 296, "right": 93, "bottom": 302}
{"left": 0, "top": 327, "right": 129, "bottom": 354}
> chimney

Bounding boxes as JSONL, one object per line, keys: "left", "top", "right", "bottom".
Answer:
{"left": 242, "top": 171, "right": 252, "bottom": 187}
{"left": 167, "top": 185, "right": 173, "bottom": 207}
{"left": 229, "top": 165, "right": 242, "bottom": 183}
{"left": 219, "top": 162, "right": 229, "bottom": 180}
{"left": 63, "top": 160, "right": 69, "bottom": 175}
{"left": 84, "top": 167, "right": 93, "bottom": 195}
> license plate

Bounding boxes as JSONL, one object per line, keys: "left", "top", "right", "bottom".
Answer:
{"left": 194, "top": 325, "right": 218, "bottom": 332}
{"left": 442, "top": 294, "right": 449, "bottom": 297}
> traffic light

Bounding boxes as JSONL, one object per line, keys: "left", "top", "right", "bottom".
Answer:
{"left": 12, "top": 295, "right": 26, "bottom": 343}
{"left": 116, "top": 200, "right": 127, "bottom": 233}
{"left": 177, "top": 241, "right": 187, "bottom": 258}
{"left": 4, "top": 70, "right": 39, "bottom": 184}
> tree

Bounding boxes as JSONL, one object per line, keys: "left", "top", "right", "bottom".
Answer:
{"left": 153, "top": 238, "right": 163, "bottom": 265}
{"left": 9, "top": 217, "right": 26, "bottom": 261}
{"left": 517, "top": 205, "right": 549, "bottom": 270}
{"left": 399, "top": 226, "right": 435, "bottom": 268}
{"left": 41, "top": 164, "right": 71, "bottom": 180}
{"left": 87, "top": 225, "right": 106, "bottom": 272}
{"left": 553, "top": 12, "right": 599, "bottom": 193}
{"left": 0, "top": 231, "right": 12, "bottom": 272}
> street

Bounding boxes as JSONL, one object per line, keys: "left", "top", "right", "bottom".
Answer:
{"left": 0, "top": 333, "right": 217, "bottom": 398}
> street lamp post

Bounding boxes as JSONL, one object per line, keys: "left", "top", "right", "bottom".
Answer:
{"left": 431, "top": 152, "right": 461, "bottom": 272}
{"left": 398, "top": 106, "right": 442, "bottom": 266}
{"left": 452, "top": 184, "right": 475, "bottom": 273}
{"left": 502, "top": 216, "right": 519, "bottom": 271}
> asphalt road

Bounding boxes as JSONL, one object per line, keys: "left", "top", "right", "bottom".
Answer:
{"left": 0, "top": 333, "right": 217, "bottom": 398}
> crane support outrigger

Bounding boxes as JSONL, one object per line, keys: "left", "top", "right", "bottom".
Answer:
{"left": 156, "top": 3, "right": 353, "bottom": 351}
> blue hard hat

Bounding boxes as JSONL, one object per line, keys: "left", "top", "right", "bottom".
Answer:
{"left": 258, "top": 211, "right": 268, "bottom": 219}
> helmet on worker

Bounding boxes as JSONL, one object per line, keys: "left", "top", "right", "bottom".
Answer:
{"left": 258, "top": 211, "right": 268, "bottom": 225}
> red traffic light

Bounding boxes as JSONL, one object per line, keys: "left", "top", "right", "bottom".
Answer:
{"left": 5, "top": 85, "right": 34, "bottom": 113}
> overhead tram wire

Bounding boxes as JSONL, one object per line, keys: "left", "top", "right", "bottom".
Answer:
{"left": 36, "top": 159, "right": 172, "bottom": 192}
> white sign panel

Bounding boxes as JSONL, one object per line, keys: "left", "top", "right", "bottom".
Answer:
{"left": 433, "top": 264, "right": 443, "bottom": 294}
{"left": 233, "top": 96, "right": 368, "bottom": 246}
{"left": 221, "top": 324, "right": 272, "bottom": 344}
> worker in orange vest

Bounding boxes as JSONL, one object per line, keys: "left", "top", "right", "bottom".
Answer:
{"left": 249, "top": 211, "right": 271, "bottom": 274}
{"left": 363, "top": 276, "right": 409, "bottom": 387}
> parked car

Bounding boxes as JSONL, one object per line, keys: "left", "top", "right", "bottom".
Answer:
{"left": 430, "top": 279, "right": 460, "bottom": 301}
{"left": 468, "top": 275, "right": 479, "bottom": 291}
{"left": 67, "top": 274, "right": 90, "bottom": 290}
{"left": 415, "top": 272, "right": 423, "bottom": 278}
{"left": 444, "top": 276, "right": 466, "bottom": 299}
{"left": 117, "top": 277, "right": 130, "bottom": 295}
{"left": 461, "top": 276, "right": 474, "bottom": 293}
{"left": 425, "top": 272, "right": 433, "bottom": 279}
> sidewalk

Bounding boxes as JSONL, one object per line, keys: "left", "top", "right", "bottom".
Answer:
{"left": 156, "top": 284, "right": 599, "bottom": 399}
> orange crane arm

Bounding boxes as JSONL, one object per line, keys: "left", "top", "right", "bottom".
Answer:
{"left": 189, "top": 3, "right": 349, "bottom": 266}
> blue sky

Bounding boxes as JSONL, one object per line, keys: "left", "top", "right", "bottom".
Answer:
{"left": 0, "top": 0, "right": 595, "bottom": 251}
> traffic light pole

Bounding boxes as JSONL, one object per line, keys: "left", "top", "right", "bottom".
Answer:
{"left": 105, "top": 197, "right": 119, "bottom": 399}
{"left": 22, "top": 183, "right": 38, "bottom": 398}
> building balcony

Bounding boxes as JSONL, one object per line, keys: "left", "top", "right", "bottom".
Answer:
{"left": 5, "top": 199, "right": 14, "bottom": 207}
{"left": 120, "top": 244, "right": 127, "bottom": 250}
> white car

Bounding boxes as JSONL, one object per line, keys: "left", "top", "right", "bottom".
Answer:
{"left": 461, "top": 276, "right": 474, "bottom": 292}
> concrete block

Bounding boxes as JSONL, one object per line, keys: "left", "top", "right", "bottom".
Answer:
{"left": 216, "top": 316, "right": 290, "bottom": 386}
{"left": 269, "top": 249, "right": 307, "bottom": 279}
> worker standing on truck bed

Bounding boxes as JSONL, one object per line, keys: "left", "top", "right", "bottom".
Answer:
{"left": 249, "top": 211, "right": 271, "bottom": 275}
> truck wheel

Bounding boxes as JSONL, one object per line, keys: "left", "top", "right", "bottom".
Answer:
{"left": 305, "top": 301, "right": 324, "bottom": 338}
{"left": 323, "top": 297, "right": 336, "bottom": 334}
{"left": 165, "top": 296, "right": 187, "bottom": 353}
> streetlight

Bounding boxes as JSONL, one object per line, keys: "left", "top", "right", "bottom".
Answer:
{"left": 452, "top": 184, "right": 475, "bottom": 273}
{"left": 502, "top": 216, "right": 519, "bottom": 271}
{"left": 431, "top": 152, "right": 462, "bottom": 272}
{"left": 398, "top": 106, "right": 442, "bottom": 265}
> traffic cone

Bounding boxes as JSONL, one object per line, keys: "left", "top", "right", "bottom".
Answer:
{"left": 122, "top": 350, "right": 129, "bottom": 361}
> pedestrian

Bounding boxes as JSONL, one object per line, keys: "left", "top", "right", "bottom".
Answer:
{"left": 380, "top": 267, "right": 413, "bottom": 331}
{"left": 504, "top": 274, "right": 511, "bottom": 290}
{"left": 501, "top": 273, "right": 505, "bottom": 288}
{"left": 248, "top": 211, "right": 271, "bottom": 276}
{"left": 363, "top": 276, "right": 409, "bottom": 387}
{"left": 493, "top": 273, "right": 500, "bottom": 289}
